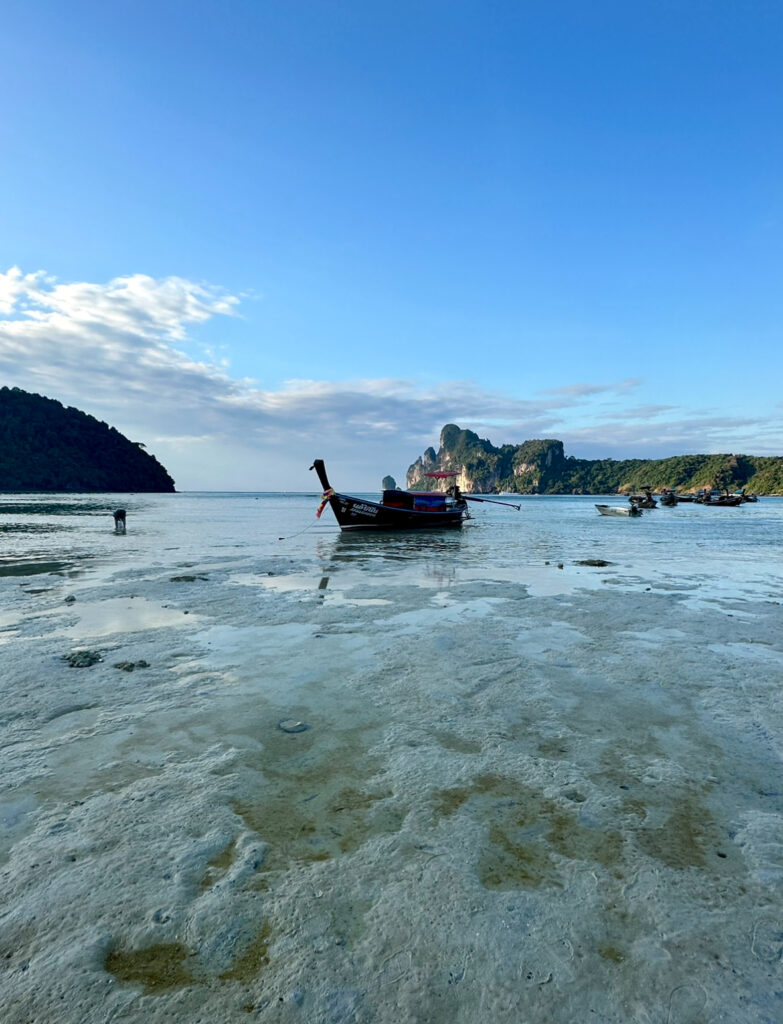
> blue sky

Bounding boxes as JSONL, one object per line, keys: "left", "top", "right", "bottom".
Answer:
{"left": 1, "top": 0, "right": 781, "bottom": 489}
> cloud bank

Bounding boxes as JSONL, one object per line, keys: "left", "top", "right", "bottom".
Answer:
{"left": 0, "top": 267, "right": 779, "bottom": 488}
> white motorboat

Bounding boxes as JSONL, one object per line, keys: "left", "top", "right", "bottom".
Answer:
{"left": 595, "top": 504, "right": 643, "bottom": 517}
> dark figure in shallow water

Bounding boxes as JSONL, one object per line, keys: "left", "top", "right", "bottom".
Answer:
{"left": 113, "top": 509, "right": 127, "bottom": 533}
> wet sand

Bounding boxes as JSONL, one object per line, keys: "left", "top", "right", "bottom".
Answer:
{"left": 1, "top": 536, "right": 782, "bottom": 1023}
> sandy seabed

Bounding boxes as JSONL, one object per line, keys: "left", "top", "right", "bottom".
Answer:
{"left": 1, "top": 535, "right": 782, "bottom": 1023}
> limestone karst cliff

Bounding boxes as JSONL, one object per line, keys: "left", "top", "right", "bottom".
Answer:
{"left": 406, "top": 424, "right": 783, "bottom": 495}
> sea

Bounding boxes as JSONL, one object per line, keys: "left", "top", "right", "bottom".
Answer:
{"left": 2, "top": 489, "right": 782, "bottom": 597}
{"left": 1, "top": 492, "right": 782, "bottom": 1023}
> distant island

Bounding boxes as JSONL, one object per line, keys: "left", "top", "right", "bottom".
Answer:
{"left": 0, "top": 387, "right": 176, "bottom": 492}
{"left": 407, "top": 424, "right": 783, "bottom": 495}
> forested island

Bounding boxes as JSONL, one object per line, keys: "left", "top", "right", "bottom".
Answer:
{"left": 0, "top": 387, "right": 175, "bottom": 492}
{"left": 407, "top": 424, "right": 783, "bottom": 495}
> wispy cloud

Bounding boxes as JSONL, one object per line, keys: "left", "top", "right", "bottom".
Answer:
{"left": 1, "top": 267, "right": 779, "bottom": 487}
{"left": 595, "top": 404, "right": 678, "bottom": 421}
{"left": 0, "top": 267, "right": 594, "bottom": 446}
{"left": 564, "top": 414, "right": 781, "bottom": 460}
{"left": 0, "top": 267, "right": 238, "bottom": 337}
{"left": 541, "top": 378, "right": 643, "bottom": 399}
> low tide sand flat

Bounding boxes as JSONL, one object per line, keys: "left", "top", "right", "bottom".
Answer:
{"left": 0, "top": 491, "right": 781, "bottom": 1023}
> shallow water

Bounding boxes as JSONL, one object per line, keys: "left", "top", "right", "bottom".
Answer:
{"left": 1, "top": 491, "right": 782, "bottom": 1023}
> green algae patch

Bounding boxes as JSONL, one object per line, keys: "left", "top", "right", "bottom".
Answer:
{"left": 435, "top": 787, "right": 471, "bottom": 817}
{"left": 234, "top": 779, "right": 399, "bottom": 868}
{"left": 201, "top": 838, "right": 238, "bottom": 889}
{"left": 231, "top": 720, "right": 402, "bottom": 872}
{"left": 434, "top": 773, "right": 624, "bottom": 890}
{"left": 479, "top": 823, "right": 561, "bottom": 889}
{"left": 537, "top": 737, "right": 571, "bottom": 759}
{"left": 329, "top": 785, "right": 388, "bottom": 814}
{"left": 598, "top": 944, "right": 627, "bottom": 963}
{"left": 548, "top": 809, "right": 624, "bottom": 870}
{"left": 619, "top": 796, "right": 648, "bottom": 820}
{"left": 233, "top": 797, "right": 334, "bottom": 868}
{"left": 329, "top": 785, "right": 398, "bottom": 853}
{"left": 433, "top": 731, "right": 482, "bottom": 754}
{"left": 637, "top": 797, "right": 714, "bottom": 869}
{"left": 105, "top": 942, "right": 193, "bottom": 992}
{"left": 219, "top": 923, "right": 272, "bottom": 982}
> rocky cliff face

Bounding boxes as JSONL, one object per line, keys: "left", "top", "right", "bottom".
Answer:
{"left": 406, "top": 447, "right": 439, "bottom": 487}
{"left": 406, "top": 432, "right": 488, "bottom": 491}
{"left": 510, "top": 439, "right": 566, "bottom": 491}
{"left": 406, "top": 444, "right": 495, "bottom": 492}
{"left": 407, "top": 425, "right": 563, "bottom": 493}
{"left": 405, "top": 423, "right": 783, "bottom": 494}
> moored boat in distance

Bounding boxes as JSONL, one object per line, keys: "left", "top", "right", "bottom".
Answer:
{"left": 627, "top": 487, "right": 657, "bottom": 508}
{"left": 596, "top": 504, "right": 643, "bottom": 517}
{"left": 696, "top": 489, "right": 743, "bottom": 507}
{"left": 659, "top": 488, "right": 678, "bottom": 506}
{"left": 310, "top": 460, "right": 521, "bottom": 531}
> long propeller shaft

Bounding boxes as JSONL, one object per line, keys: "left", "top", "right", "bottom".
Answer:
{"left": 464, "top": 495, "right": 521, "bottom": 510}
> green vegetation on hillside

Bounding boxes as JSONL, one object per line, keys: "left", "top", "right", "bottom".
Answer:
{"left": 0, "top": 387, "right": 176, "bottom": 492}
{"left": 407, "top": 424, "right": 783, "bottom": 495}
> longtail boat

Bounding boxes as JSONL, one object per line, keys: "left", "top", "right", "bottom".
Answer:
{"left": 309, "top": 460, "right": 519, "bottom": 531}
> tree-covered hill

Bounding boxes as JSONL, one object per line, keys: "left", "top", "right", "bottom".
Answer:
{"left": 407, "top": 424, "right": 783, "bottom": 495}
{"left": 0, "top": 387, "right": 176, "bottom": 492}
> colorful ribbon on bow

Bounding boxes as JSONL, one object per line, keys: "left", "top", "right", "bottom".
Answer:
{"left": 316, "top": 489, "right": 334, "bottom": 518}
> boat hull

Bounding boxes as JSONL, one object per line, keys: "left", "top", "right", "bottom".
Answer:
{"left": 595, "top": 504, "right": 642, "bottom": 517}
{"left": 310, "top": 458, "right": 469, "bottom": 530}
{"left": 326, "top": 492, "right": 467, "bottom": 530}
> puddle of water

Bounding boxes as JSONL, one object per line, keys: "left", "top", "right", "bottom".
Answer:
{"left": 229, "top": 572, "right": 392, "bottom": 606}
{"left": 460, "top": 564, "right": 610, "bottom": 597}
{"left": 0, "top": 559, "right": 72, "bottom": 577}
{"left": 322, "top": 592, "right": 392, "bottom": 607}
{"left": 230, "top": 563, "right": 611, "bottom": 602}
{"left": 58, "top": 597, "right": 199, "bottom": 638}
{"left": 0, "top": 610, "right": 20, "bottom": 629}
{"left": 0, "top": 608, "right": 23, "bottom": 644}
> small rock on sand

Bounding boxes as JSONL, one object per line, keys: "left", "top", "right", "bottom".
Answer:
{"left": 64, "top": 650, "right": 102, "bottom": 668}
{"left": 278, "top": 719, "right": 310, "bottom": 734}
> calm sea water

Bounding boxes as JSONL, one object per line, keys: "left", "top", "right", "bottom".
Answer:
{"left": 1, "top": 490, "right": 781, "bottom": 599}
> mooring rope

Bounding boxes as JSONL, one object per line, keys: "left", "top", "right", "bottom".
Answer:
{"left": 278, "top": 493, "right": 333, "bottom": 541}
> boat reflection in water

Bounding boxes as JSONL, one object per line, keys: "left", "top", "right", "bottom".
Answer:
{"left": 315, "top": 529, "right": 464, "bottom": 588}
